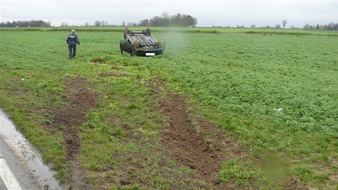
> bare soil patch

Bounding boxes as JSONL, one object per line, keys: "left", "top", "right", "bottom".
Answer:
{"left": 90, "top": 57, "right": 105, "bottom": 63}
{"left": 282, "top": 177, "right": 309, "bottom": 190}
{"left": 149, "top": 77, "right": 251, "bottom": 189}
{"left": 52, "top": 77, "right": 99, "bottom": 189}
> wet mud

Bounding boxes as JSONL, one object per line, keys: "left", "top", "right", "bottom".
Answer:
{"left": 51, "top": 77, "right": 99, "bottom": 190}
{"left": 148, "top": 78, "right": 252, "bottom": 189}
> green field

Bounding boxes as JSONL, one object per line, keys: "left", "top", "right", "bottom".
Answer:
{"left": 0, "top": 27, "right": 337, "bottom": 189}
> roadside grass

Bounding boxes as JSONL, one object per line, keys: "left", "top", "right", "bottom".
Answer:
{"left": 0, "top": 29, "right": 337, "bottom": 189}
{"left": 0, "top": 67, "right": 69, "bottom": 180}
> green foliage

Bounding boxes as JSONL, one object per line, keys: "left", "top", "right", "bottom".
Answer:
{"left": 219, "top": 159, "right": 259, "bottom": 185}
{"left": 0, "top": 29, "right": 337, "bottom": 189}
{"left": 293, "top": 166, "right": 313, "bottom": 182}
{"left": 312, "top": 173, "right": 330, "bottom": 183}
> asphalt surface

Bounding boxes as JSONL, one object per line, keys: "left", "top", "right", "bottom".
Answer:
{"left": 0, "top": 177, "right": 7, "bottom": 190}
{"left": 0, "top": 109, "right": 65, "bottom": 190}
{"left": 0, "top": 135, "right": 40, "bottom": 190}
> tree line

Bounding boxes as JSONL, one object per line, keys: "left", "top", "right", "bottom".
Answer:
{"left": 303, "top": 23, "right": 338, "bottom": 30}
{"left": 1, "top": 18, "right": 337, "bottom": 31}
{"left": 137, "top": 13, "right": 197, "bottom": 27}
{"left": 0, "top": 20, "right": 51, "bottom": 27}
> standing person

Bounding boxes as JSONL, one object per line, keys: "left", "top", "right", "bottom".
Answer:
{"left": 66, "top": 29, "right": 80, "bottom": 59}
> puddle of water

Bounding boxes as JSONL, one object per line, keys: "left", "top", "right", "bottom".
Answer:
{"left": 0, "top": 109, "right": 65, "bottom": 190}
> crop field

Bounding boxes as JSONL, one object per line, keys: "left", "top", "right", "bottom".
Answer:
{"left": 0, "top": 27, "right": 337, "bottom": 189}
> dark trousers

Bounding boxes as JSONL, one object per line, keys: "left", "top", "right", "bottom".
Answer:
{"left": 68, "top": 44, "right": 77, "bottom": 59}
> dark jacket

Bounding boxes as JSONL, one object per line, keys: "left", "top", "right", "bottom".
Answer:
{"left": 66, "top": 33, "right": 80, "bottom": 45}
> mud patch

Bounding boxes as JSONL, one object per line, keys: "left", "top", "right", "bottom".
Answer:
{"left": 282, "top": 177, "right": 309, "bottom": 190}
{"left": 149, "top": 77, "right": 249, "bottom": 189}
{"left": 52, "top": 77, "right": 99, "bottom": 189}
{"left": 90, "top": 57, "right": 105, "bottom": 63}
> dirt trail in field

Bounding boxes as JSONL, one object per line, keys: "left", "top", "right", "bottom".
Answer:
{"left": 52, "top": 77, "right": 99, "bottom": 190}
{"left": 151, "top": 77, "right": 310, "bottom": 190}
{"left": 282, "top": 177, "right": 309, "bottom": 190}
{"left": 149, "top": 78, "right": 251, "bottom": 189}
{"left": 47, "top": 75, "right": 308, "bottom": 190}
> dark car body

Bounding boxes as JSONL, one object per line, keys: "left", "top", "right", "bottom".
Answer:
{"left": 120, "top": 28, "right": 165, "bottom": 56}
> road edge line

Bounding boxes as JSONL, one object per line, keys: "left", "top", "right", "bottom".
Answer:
{"left": 0, "top": 155, "right": 23, "bottom": 190}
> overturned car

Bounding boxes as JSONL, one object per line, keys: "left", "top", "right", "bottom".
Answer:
{"left": 120, "top": 28, "right": 165, "bottom": 56}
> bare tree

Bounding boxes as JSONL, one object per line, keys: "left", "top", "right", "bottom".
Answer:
{"left": 94, "top": 20, "right": 101, "bottom": 26}
{"left": 139, "top": 19, "right": 149, "bottom": 26}
{"left": 161, "top": 12, "right": 170, "bottom": 20}
{"left": 282, "top": 20, "right": 287, "bottom": 29}
{"left": 139, "top": 13, "right": 197, "bottom": 27}
{"left": 61, "top": 22, "right": 68, "bottom": 27}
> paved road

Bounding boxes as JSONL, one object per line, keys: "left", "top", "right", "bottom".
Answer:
{"left": 0, "top": 109, "right": 64, "bottom": 190}
{"left": 0, "top": 136, "right": 40, "bottom": 190}
{"left": 0, "top": 177, "right": 7, "bottom": 190}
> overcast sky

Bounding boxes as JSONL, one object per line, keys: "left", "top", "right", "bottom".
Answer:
{"left": 1, "top": 0, "right": 338, "bottom": 27}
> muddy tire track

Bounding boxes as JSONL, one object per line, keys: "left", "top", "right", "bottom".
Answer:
{"left": 148, "top": 77, "right": 250, "bottom": 189}
{"left": 52, "top": 77, "right": 99, "bottom": 190}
